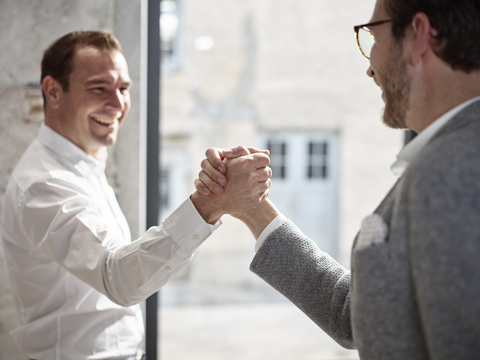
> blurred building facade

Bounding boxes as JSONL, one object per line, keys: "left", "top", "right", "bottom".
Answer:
{"left": 159, "top": 0, "right": 402, "bottom": 297}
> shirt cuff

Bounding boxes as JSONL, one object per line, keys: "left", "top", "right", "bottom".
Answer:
{"left": 163, "top": 198, "right": 222, "bottom": 253}
{"left": 254, "top": 213, "right": 288, "bottom": 253}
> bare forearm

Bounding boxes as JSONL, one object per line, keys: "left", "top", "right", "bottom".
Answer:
{"left": 190, "top": 192, "right": 224, "bottom": 225}
{"left": 236, "top": 199, "right": 280, "bottom": 239}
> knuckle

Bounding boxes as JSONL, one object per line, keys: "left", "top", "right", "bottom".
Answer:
{"left": 234, "top": 145, "right": 249, "bottom": 155}
{"left": 252, "top": 153, "right": 269, "bottom": 166}
{"left": 201, "top": 158, "right": 210, "bottom": 169}
{"left": 262, "top": 154, "right": 271, "bottom": 165}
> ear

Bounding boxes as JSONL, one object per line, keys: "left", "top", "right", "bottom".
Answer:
{"left": 41, "top": 76, "right": 63, "bottom": 110}
{"left": 410, "top": 12, "right": 433, "bottom": 66}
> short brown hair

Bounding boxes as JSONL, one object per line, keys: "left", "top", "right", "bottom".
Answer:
{"left": 41, "top": 30, "right": 122, "bottom": 93}
{"left": 384, "top": 0, "right": 480, "bottom": 73}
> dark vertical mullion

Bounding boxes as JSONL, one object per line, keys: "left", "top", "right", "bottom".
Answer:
{"left": 281, "top": 143, "right": 287, "bottom": 179}
{"left": 146, "top": 0, "right": 161, "bottom": 359}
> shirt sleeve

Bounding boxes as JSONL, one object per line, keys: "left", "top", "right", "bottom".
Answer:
{"left": 251, "top": 220, "right": 354, "bottom": 349}
{"left": 255, "top": 214, "right": 288, "bottom": 252}
{"left": 21, "top": 176, "right": 219, "bottom": 307}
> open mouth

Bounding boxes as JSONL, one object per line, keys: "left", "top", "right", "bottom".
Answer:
{"left": 91, "top": 116, "right": 119, "bottom": 125}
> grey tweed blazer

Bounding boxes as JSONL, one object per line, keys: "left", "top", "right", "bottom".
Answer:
{"left": 251, "top": 101, "right": 480, "bottom": 360}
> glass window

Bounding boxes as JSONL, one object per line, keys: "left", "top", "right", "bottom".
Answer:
{"left": 160, "top": 0, "right": 181, "bottom": 71}
{"left": 267, "top": 141, "right": 287, "bottom": 179}
{"left": 308, "top": 141, "right": 328, "bottom": 179}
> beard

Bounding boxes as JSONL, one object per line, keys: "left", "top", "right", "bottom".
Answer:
{"left": 380, "top": 43, "right": 412, "bottom": 130}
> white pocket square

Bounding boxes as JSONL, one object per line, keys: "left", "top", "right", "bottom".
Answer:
{"left": 356, "top": 213, "right": 388, "bottom": 250}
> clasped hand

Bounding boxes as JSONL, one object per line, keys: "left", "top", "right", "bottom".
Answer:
{"left": 191, "top": 146, "right": 272, "bottom": 223}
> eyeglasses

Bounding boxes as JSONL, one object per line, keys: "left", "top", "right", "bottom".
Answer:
{"left": 354, "top": 19, "right": 392, "bottom": 59}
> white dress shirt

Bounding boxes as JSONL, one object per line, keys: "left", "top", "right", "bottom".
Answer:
{"left": 1, "top": 124, "right": 220, "bottom": 360}
{"left": 256, "top": 96, "right": 480, "bottom": 252}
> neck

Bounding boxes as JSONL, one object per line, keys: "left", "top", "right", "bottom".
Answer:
{"left": 44, "top": 115, "right": 104, "bottom": 160}
{"left": 408, "top": 62, "right": 480, "bottom": 133}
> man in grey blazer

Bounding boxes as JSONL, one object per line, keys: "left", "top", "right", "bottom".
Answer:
{"left": 195, "top": 0, "right": 480, "bottom": 358}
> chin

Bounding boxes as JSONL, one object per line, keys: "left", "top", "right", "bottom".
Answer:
{"left": 96, "top": 135, "right": 118, "bottom": 149}
{"left": 381, "top": 108, "right": 408, "bottom": 130}
{"left": 105, "top": 137, "right": 117, "bottom": 147}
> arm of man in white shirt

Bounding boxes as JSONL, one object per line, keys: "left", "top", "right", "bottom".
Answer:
{"left": 16, "top": 149, "right": 271, "bottom": 307}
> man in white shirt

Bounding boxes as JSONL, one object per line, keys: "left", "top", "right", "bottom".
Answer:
{"left": 0, "top": 31, "right": 271, "bottom": 360}
{"left": 196, "top": 0, "right": 480, "bottom": 358}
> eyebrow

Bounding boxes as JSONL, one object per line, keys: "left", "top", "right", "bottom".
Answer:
{"left": 85, "top": 79, "right": 110, "bottom": 86}
{"left": 85, "top": 78, "right": 133, "bottom": 88}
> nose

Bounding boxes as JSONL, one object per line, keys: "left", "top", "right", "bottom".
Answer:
{"left": 367, "top": 65, "right": 374, "bottom": 78}
{"left": 106, "top": 89, "right": 125, "bottom": 112}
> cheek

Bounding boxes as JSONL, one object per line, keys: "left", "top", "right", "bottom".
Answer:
{"left": 369, "top": 46, "right": 381, "bottom": 70}
{"left": 123, "top": 97, "right": 132, "bottom": 114}
{"left": 369, "top": 40, "right": 389, "bottom": 72}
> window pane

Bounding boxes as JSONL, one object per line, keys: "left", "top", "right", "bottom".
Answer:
{"left": 160, "top": 0, "right": 181, "bottom": 70}
{"left": 268, "top": 141, "right": 287, "bottom": 179}
{"left": 308, "top": 141, "right": 328, "bottom": 179}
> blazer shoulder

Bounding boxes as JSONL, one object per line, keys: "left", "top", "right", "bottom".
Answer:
{"left": 404, "top": 118, "right": 480, "bottom": 201}
{"left": 409, "top": 119, "right": 480, "bottom": 177}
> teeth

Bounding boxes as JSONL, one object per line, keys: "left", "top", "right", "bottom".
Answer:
{"left": 93, "top": 117, "right": 118, "bottom": 125}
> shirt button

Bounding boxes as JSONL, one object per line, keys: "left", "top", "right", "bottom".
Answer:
{"left": 164, "top": 266, "right": 171, "bottom": 272}
{"left": 193, "top": 234, "right": 200, "bottom": 241}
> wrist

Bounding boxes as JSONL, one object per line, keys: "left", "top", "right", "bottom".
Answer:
{"left": 190, "top": 192, "right": 223, "bottom": 225}
{"left": 236, "top": 199, "right": 280, "bottom": 239}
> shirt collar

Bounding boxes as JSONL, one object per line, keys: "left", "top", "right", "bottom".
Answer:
{"left": 390, "top": 96, "right": 480, "bottom": 178}
{"left": 37, "top": 123, "right": 107, "bottom": 177}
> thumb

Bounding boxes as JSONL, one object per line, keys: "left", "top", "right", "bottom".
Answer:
{"left": 223, "top": 145, "right": 251, "bottom": 159}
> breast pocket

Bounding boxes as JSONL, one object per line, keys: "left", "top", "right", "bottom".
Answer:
{"left": 354, "top": 213, "right": 389, "bottom": 251}
{"left": 351, "top": 213, "right": 391, "bottom": 292}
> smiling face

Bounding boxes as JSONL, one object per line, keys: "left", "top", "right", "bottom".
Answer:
{"left": 46, "top": 46, "right": 132, "bottom": 158}
{"left": 367, "top": 0, "right": 412, "bottom": 129}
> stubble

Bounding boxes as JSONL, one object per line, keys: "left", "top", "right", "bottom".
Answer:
{"left": 381, "top": 42, "right": 412, "bottom": 130}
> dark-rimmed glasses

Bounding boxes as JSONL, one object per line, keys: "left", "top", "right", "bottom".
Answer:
{"left": 354, "top": 20, "right": 392, "bottom": 59}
